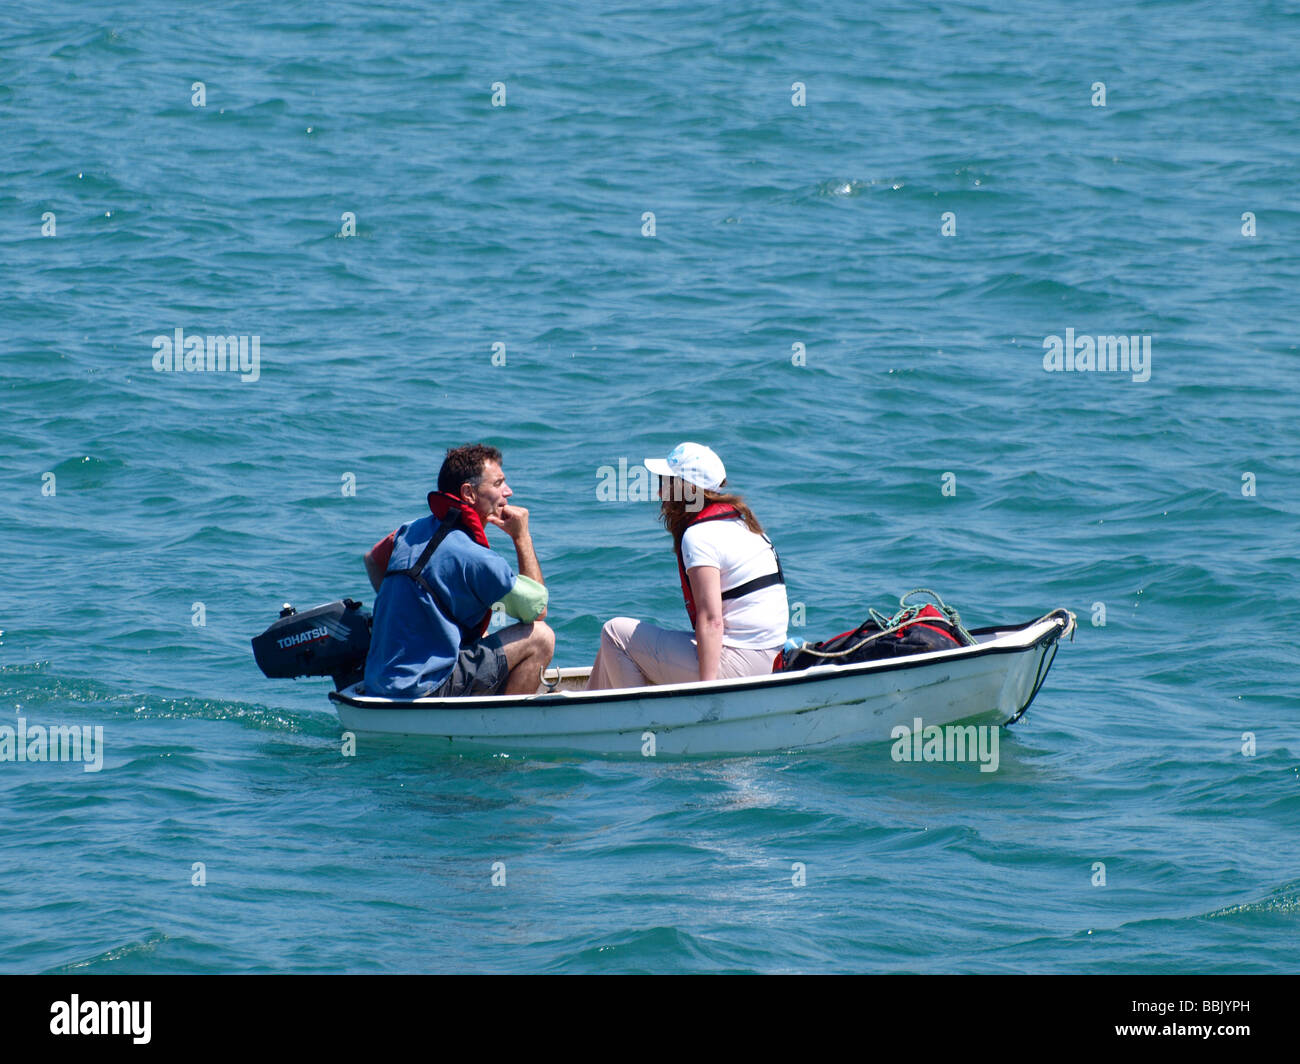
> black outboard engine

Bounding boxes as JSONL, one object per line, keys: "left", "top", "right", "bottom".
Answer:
{"left": 251, "top": 599, "right": 372, "bottom": 690}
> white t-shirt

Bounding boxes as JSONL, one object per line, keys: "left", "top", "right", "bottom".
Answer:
{"left": 681, "top": 518, "right": 788, "bottom": 649}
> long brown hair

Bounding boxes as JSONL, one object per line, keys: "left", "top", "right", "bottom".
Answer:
{"left": 661, "top": 482, "right": 766, "bottom": 551}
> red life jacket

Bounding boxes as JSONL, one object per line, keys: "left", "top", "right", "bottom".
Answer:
{"left": 427, "top": 490, "right": 492, "bottom": 639}
{"left": 675, "top": 504, "right": 785, "bottom": 628}
{"left": 427, "top": 490, "right": 490, "bottom": 549}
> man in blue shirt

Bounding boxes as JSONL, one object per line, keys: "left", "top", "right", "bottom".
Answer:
{"left": 362, "top": 444, "right": 553, "bottom": 698}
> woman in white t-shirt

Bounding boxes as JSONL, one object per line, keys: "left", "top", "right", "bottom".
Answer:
{"left": 586, "top": 442, "right": 788, "bottom": 690}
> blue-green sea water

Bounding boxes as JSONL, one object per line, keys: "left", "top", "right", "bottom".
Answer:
{"left": 2, "top": 0, "right": 1298, "bottom": 973}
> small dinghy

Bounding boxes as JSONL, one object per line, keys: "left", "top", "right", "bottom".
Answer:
{"left": 320, "top": 608, "right": 1076, "bottom": 756}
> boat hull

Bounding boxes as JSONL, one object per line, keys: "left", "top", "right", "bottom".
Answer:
{"left": 328, "top": 611, "right": 1073, "bottom": 756}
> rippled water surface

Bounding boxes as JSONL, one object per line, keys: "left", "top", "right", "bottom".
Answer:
{"left": 1, "top": 0, "right": 1297, "bottom": 973}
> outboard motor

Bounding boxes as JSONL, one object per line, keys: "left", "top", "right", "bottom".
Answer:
{"left": 251, "top": 598, "right": 372, "bottom": 690}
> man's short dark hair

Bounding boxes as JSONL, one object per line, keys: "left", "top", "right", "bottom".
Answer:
{"left": 438, "top": 443, "right": 503, "bottom": 496}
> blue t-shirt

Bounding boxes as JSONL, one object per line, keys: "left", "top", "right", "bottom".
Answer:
{"left": 364, "top": 514, "right": 516, "bottom": 697}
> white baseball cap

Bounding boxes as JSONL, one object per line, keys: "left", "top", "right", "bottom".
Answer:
{"left": 644, "top": 442, "right": 727, "bottom": 491}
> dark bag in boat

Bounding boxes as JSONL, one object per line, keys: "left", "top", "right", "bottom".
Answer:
{"left": 776, "top": 604, "right": 963, "bottom": 672}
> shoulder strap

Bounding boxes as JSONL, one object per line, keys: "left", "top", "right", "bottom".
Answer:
{"left": 383, "top": 512, "right": 469, "bottom": 637}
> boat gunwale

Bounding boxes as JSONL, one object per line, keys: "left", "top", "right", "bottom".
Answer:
{"left": 328, "top": 611, "right": 1072, "bottom": 712}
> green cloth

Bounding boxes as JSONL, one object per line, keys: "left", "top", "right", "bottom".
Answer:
{"left": 497, "top": 574, "right": 548, "bottom": 622}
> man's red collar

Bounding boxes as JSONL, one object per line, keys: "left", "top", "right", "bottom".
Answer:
{"left": 427, "top": 491, "right": 490, "bottom": 548}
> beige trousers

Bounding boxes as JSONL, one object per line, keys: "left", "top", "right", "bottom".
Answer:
{"left": 586, "top": 616, "right": 780, "bottom": 691}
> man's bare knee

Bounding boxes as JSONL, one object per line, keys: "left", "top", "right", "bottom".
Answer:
{"left": 499, "top": 621, "right": 552, "bottom": 670}
{"left": 531, "top": 620, "right": 555, "bottom": 657}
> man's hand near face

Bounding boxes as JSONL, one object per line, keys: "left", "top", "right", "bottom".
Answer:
{"left": 486, "top": 503, "right": 545, "bottom": 619}
{"left": 486, "top": 503, "right": 529, "bottom": 542}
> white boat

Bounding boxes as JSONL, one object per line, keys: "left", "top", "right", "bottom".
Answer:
{"left": 327, "top": 609, "right": 1075, "bottom": 756}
